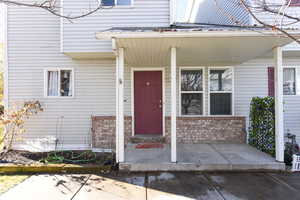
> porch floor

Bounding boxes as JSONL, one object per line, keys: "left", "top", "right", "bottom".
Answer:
{"left": 119, "top": 144, "right": 285, "bottom": 172}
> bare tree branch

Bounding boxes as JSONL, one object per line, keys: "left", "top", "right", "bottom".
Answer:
{"left": 0, "top": 0, "right": 110, "bottom": 20}
{"left": 239, "top": 0, "right": 300, "bottom": 44}
{"left": 213, "top": 0, "right": 300, "bottom": 44}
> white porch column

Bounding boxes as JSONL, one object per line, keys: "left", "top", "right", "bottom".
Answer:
{"left": 116, "top": 48, "right": 125, "bottom": 163}
{"left": 274, "top": 47, "right": 284, "bottom": 162}
{"left": 171, "top": 47, "right": 177, "bottom": 163}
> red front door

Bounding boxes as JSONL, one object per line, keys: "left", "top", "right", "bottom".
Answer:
{"left": 134, "top": 71, "right": 163, "bottom": 135}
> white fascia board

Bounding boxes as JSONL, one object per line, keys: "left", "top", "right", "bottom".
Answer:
{"left": 96, "top": 30, "right": 300, "bottom": 40}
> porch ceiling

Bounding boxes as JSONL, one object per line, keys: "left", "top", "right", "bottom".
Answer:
{"left": 117, "top": 36, "right": 291, "bottom": 66}
{"left": 96, "top": 30, "right": 296, "bottom": 66}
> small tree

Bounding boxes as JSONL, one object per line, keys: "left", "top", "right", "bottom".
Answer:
{"left": 0, "top": 100, "right": 43, "bottom": 158}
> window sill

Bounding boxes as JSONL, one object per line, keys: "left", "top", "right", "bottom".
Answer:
{"left": 180, "top": 115, "right": 204, "bottom": 117}
{"left": 45, "top": 96, "right": 75, "bottom": 99}
{"left": 283, "top": 95, "right": 300, "bottom": 97}
{"left": 102, "top": 5, "right": 134, "bottom": 9}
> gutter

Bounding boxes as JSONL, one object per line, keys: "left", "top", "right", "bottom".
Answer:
{"left": 2, "top": 3, "right": 8, "bottom": 109}
{"left": 96, "top": 30, "right": 300, "bottom": 40}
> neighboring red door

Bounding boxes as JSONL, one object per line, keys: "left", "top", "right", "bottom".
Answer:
{"left": 134, "top": 71, "right": 163, "bottom": 135}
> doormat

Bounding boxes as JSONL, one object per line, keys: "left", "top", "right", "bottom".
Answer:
{"left": 135, "top": 143, "right": 164, "bottom": 149}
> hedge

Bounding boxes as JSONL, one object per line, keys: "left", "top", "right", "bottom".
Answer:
{"left": 248, "top": 96, "right": 276, "bottom": 157}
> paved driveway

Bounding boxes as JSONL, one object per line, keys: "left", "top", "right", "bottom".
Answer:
{"left": 1, "top": 172, "right": 300, "bottom": 200}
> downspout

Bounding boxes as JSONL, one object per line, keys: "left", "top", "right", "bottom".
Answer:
{"left": 3, "top": 3, "right": 9, "bottom": 110}
{"left": 170, "top": 0, "right": 176, "bottom": 25}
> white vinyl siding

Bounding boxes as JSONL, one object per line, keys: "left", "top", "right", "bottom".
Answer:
{"left": 176, "top": 0, "right": 250, "bottom": 25}
{"left": 249, "top": 0, "right": 300, "bottom": 50}
{"left": 7, "top": 3, "right": 117, "bottom": 150}
{"left": 7, "top": 0, "right": 300, "bottom": 149}
{"left": 234, "top": 58, "right": 300, "bottom": 145}
{"left": 62, "top": 0, "right": 170, "bottom": 53}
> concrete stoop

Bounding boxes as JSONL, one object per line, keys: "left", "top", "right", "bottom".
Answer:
{"left": 119, "top": 162, "right": 286, "bottom": 172}
{"left": 122, "top": 143, "right": 286, "bottom": 172}
{"left": 130, "top": 135, "right": 166, "bottom": 144}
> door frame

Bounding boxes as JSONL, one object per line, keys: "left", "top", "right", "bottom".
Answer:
{"left": 131, "top": 68, "right": 165, "bottom": 137}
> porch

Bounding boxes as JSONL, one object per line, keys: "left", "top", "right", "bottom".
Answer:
{"left": 95, "top": 25, "right": 298, "bottom": 169}
{"left": 120, "top": 143, "right": 285, "bottom": 172}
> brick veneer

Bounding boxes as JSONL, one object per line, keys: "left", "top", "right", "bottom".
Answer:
{"left": 165, "top": 117, "right": 246, "bottom": 144}
{"left": 91, "top": 116, "right": 132, "bottom": 149}
{"left": 91, "top": 116, "right": 246, "bottom": 149}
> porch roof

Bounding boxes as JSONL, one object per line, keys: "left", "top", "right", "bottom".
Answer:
{"left": 96, "top": 25, "right": 299, "bottom": 66}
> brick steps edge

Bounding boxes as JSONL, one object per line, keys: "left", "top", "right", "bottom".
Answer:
{"left": 0, "top": 164, "right": 112, "bottom": 174}
{"left": 130, "top": 136, "right": 166, "bottom": 144}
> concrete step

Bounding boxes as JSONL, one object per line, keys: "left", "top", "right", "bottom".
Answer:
{"left": 119, "top": 162, "right": 286, "bottom": 172}
{"left": 130, "top": 135, "right": 166, "bottom": 144}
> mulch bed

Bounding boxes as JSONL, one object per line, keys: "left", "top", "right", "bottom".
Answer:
{"left": 0, "top": 150, "right": 115, "bottom": 166}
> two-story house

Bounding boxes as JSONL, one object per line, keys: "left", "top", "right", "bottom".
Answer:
{"left": 2, "top": 0, "right": 300, "bottom": 171}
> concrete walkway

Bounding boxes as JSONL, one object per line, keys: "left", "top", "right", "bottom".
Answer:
{"left": 1, "top": 172, "right": 300, "bottom": 200}
{"left": 121, "top": 144, "right": 285, "bottom": 171}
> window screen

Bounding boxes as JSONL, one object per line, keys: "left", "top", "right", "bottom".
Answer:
{"left": 180, "top": 69, "right": 203, "bottom": 116}
{"left": 283, "top": 68, "right": 296, "bottom": 95}
{"left": 209, "top": 68, "right": 233, "bottom": 115}
{"left": 210, "top": 93, "right": 232, "bottom": 115}
{"left": 46, "top": 69, "right": 73, "bottom": 97}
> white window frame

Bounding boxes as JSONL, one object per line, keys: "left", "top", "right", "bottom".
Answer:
{"left": 179, "top": 67, "right": 205, "bottom": 116}
{"left": 208, "top": 67, "right": 234, "bottom": 116}
{"left": 283, "top": 66, "right": 299, "bottom": 96}
{"left": 44, "top": 68, "right": 75, "bottom": 98}
{"left": 102, "top": 0, "right": 134, "bottom": 7}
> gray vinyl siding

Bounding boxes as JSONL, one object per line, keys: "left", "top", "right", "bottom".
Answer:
{"left": 235, "top": 58, "right": 300, "bottom": 145}
{"left": 62, "top": 0, "right": 170, "bottom": 53}
{"left": 249, "top": 0, "right": 300, "bottom": 50}
{"left": 7, "top": 1, "right": 300, "bottom": 150}
{"left": 176, "top": 0, "right": 250, "bottom": 25}
{"left": 250, "top": 0, "right": 300, "bottom": 29}
{"left": 7, "top": 4, "right": 117, "bottom": 150}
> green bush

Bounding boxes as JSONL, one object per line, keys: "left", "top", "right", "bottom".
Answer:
{"left": 248, "top": 96, "right": 275, "bottom": 157}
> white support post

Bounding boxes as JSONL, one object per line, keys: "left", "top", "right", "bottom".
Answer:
{"left": 171, "top": 47, "right": 177, "bottom": 163}
{"left": 116, "top": 48, "right": 125, "bottom": 163}
{"left": 274, "top": 47, "right": 284, "bottom": 163}
{"left": 115, "top": 52, "right": 119, "bottom": 163}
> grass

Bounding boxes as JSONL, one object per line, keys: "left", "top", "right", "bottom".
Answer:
{"left": 0, "top": 174, "right": 29, "bottom": 194}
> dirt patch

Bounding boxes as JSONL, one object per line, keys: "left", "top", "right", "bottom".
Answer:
{"left": 0, "top": 150, "right": 115, "bottom": 165}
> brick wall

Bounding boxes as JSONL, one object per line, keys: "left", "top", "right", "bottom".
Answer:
{"left": 91, "top": 116, "right": 246, "bottom": 149}
{"left": 91, "top": 116, "right": 132, "bottom": 149}
{"left": 165, "top": 117, "right": 246, "bottom": 144}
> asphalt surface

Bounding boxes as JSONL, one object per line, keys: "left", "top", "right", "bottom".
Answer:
{"left": 1, "top": 172, "right": 300, "bottom": 200}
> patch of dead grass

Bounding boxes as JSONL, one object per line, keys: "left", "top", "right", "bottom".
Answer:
{"left": 0, "top": 174, "right": 29, "bottom": 194}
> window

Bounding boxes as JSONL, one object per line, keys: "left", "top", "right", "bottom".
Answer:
{"left": 101, "top": 0, "right": 132, "bottom": 6}
{"left": 180, "top": 68, "right": 204, "bottom": 116}
{"left": 283, "top": 68, "right": 296, "bottom": 95}
{"left": 45, "top": 69, "right": 73, "bottom": 97}
{"left": 209, "top": 68, "right": 233, "bottom": 115}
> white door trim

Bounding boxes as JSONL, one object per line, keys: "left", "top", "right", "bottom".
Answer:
{"left": 131, "top": 67, "right": 165, "bottom": 137}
